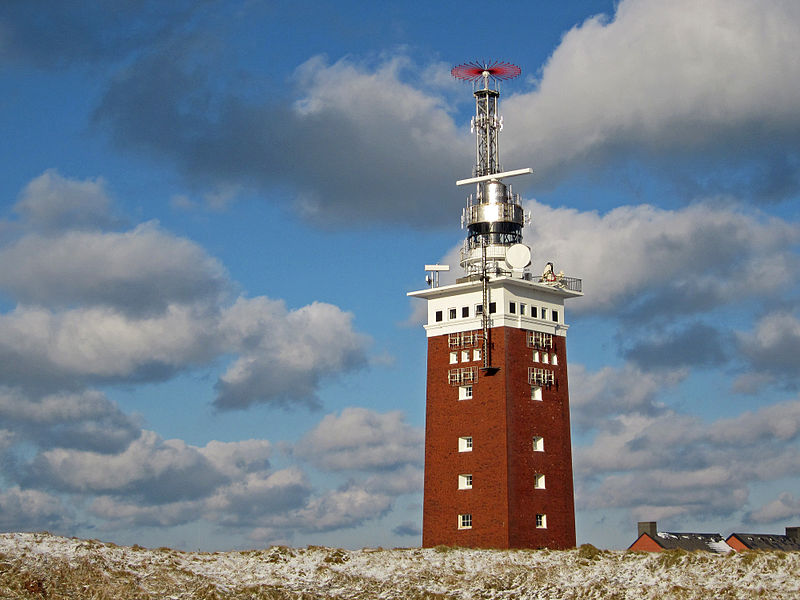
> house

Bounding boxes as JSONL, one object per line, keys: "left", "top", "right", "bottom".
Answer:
{"left": 726, "top": 527, "right": 800, "bottom": 551}
{"left": 628, "top": 521, "right": 732, "bottom": 553}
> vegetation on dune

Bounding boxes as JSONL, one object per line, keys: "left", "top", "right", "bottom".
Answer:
{"left": 0, "top": 533, "right": 798, "bottom": 600}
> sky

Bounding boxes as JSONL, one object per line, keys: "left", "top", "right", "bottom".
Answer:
{"left": 0, "top": 0, "right": 799, "bottom": 551}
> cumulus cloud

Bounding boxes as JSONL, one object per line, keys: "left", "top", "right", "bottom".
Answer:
{"left": 0, "top": 172, "right": 371, "bottom": 409}
{"left": 94, "top": 48, "right": 468, "bottom": 225}
{"left": 0, "top": 388, "right": 140, "bottom": 453}
{"left": 519, "top": 200, "right": 799, "bottom": 320}
{"left": 0, "top": 223, "right": 229, "bottom": 315}
{"left": 0, "top": 487, "right": 74, "bottom": 532}
{"left": 295, "top": 407, "right": 423, "bottom": 471}
{"left": 214, "top": 298, "right": 369, "bottom": 410}
{"left": 12, "top": 169, "right": 120, "bottom": 232}
{"left": 736, "top": 312, "right": 800, "bottom": 386}
{"left": 746, "top": 492, "right": 800, "bottom": 524}
{"left": 504, "top": 0, "right": 800, "bottom": 199}
{"left": 574, "top": 388, "right": 800, "bottom": 523}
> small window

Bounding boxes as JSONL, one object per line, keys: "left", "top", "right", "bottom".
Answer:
{"left": 458, "top": 436, "right": 473, "bottom": 452}
{"left": 532, "top": 436, "right": 544, "bottom": 452}
{"left": 531, "top": 386, "right": 542, "bottom": 401}
{"left": 458, "top": 514, "right": 472, "bottom": 529}
{"left": 541, "top": 308, "right": 547, "bottom": 320}
{"left": 450, "top": 352, "right": 458, "bottom": 364}
{"left": 552, "top": 310, "right": 559, "bottom": 322}
{"left": 552, "top": 354, "right": 558, "bottom": 366}
{"left": 475, "top": 304, "right": 483, "bottom": 315}
{"left": 509, "top": 302, "right": 516, "bottom": 314}
{"left": 435, "top": 310, "right": 443, "bottom": 322}
{"left": 461, "top": 350, "right": 470, "bottom": 363}
{"left": 473, "top": 348, "right": 481, "bottom": 362}
{"left": 520, "top": 303, "right": 526, "bottom": 316}
{"left": 462, "top": 306, "right": 469, "bottom": 318}
{"left": 542, "top": 353, "right": 549, "bottom": 364}
{"left": 534, "top": 473, "right": 545, "bottom": 489}
{"left": 531, "top": 306, "right": 537, "bottom": 318}
{"left": 535, "top": 514, "right": 547, "bottom": 529}
{"left": 459, "top": 385, "right": 473, "bottom": 400}
{"left": 533, "top": 350, "right": 540, "bottom": 362}
{"left": 449, "top": 308, "right": 457, "bottom": 320}
{"left": 489, "top": 302, "right": 497, "bottom": 314}
{"left": 458, "top": 474, "right": 473, "bottom": 490}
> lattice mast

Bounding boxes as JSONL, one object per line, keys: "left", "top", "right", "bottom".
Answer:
{"left": 452, "top": 61, "right": 532, "bottom": 370}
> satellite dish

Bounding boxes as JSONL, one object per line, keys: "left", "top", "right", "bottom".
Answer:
{"left": 505, "top": 244, "right": 531, "bottom": 270}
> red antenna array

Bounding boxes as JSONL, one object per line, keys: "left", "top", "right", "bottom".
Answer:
{"left": 451, "top": 60, "right": 521, "bottom": 82}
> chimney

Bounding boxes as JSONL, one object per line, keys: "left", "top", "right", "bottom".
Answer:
{"left": 638, "top": 521, "right": 657, "bottom": 538}
{"left": 786, "top": 527, "right": 799, "bottom": 541}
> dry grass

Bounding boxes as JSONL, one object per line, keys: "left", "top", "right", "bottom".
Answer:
{"left": 1, "top": 534, "right": 798, "bottom": 600}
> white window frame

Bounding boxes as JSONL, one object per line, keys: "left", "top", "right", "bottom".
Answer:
{"left": 533, "top": 350, "right": 540, "bottom": 362}
{"left": 552, "top": 354, "right": 558, "bottom": 366}
{"left": 542, "top": 353, "right": 549, "bottom": 364}
{"left": 534, "top": 473, "right": 545, "bottom": 489}
{"left": 450, "top": 352, "right": 458, "bottom": 364}
{"left": 520, "top": 303, "right": 527, "bottom": 316}
{"left": 458, "top": 514, "right": 472, "bottom": 529}
{"left": 531, "top": 386, "right": 542, "bottom": 401}
{"left": 461, "top": 349, "right": 470, "bottom": 363}
{"left": 536, "top": 514, "right": 547, "bottom": 529}
{"left": 541, "top": 308, "right": 547, "bottom": 320}
{"left": 448, "top": 307, "right": 457, "bottom": 320}
{"left": 509, "top": 301, "right": 516, "bottom": 314}
{"left": 458, "top": 385, "right": 473, "bottom": 400}
{"left": 532, "top": 436, "right": 544, "bottom": 452}
{"left": 458, "top": 436, "right": 473, "bottom": 452}
{"left": 458, "top": 474, "right": 473, "bottom": 490}
{"left": 473, "top": 348, "right": 481, "bottom": 362}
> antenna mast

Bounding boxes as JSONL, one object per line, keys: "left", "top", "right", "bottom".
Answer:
{"left": 452, "top": 60, "right": 531, "bottom": 372}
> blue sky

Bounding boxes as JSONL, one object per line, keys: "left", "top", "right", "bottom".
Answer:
{"left": 1, "top": 0, "right": 799, "bottom": 551}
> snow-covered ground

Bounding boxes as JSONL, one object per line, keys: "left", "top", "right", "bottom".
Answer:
{"left": 1, "top": 532, "right": 798, "bottom": 599}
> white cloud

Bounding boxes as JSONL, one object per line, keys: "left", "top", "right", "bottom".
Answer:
{"left": 746, "top": 492, "right": 800, "bottom": 524}
{"left": 295, "top": 407, "right": 423, "bottom": 471}
{"left": 574, "top": 386, "right": 800, "bottom": 522}
{"left": 0, "top": 487, "right": 73, "bottom": 532}
{"left": 214, "top": 298, "right": 370, "bottom": 410}
{"left": 13, "top": 169, "right": 118, "bottom": 231}
{"left": 526, "top": 200, "right": 797, "bottom": 317}
{"left": 504, "top": 0, "right": 800, "bottom": 191}
{"left": 0, "top": 388, "right": 140, "bottom": 452}
{"left": 736, "top": 312, "right": 800, "bottom": 384}
{"left": 0, "top": 222, "right": 228, "bottom": 315}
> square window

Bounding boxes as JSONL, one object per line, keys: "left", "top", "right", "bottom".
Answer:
{"left": 458, "top": 474, "right": 473, "bottom": 490}
{"left": 475, "top": 304, "right": 483, "bottom": 315}
{"left": 461, "top": 350, "right": 470, "bottom": 362}
{"left": 534, "top": 473, "right": 545, "bottom": 489}
{"left": 458, "top": 514, "right": 472, "bottom": 529}
{"left": 462, "top": 306, "right": 469, "bottom": 318}
{"left": 541, "top": 308, "right": 547, "bottom": 320}
{"left": 532, "top": 436, "right": 544, "bottom": 452}
{"left": 489, "top": 302, "right": 497, "bottom": 314}
{"left": 459, "top": 385, "right": 473, "bottom": 400}
{"left": 520, "top": 303, "right": 527, "bottom": 316}
{"left": 533, "top": 350, "right": 540, "bottom": 362}
{"left": 473, "top": 348, "right": 481, "bottom": 362}
{"left": 536, "top": 514, "right": 547, "bottom": 529}
{"left": 531, "top": 386, "right": 542, "bottom": 401}
{"left": 458, "top": 436, "right": 473, "bottom": 452}
{"left": 450, "top": 352, "right": 458, "bottom": 364}
{"left": 509, "top": 302, "right": 516, "bottom": 314}
{"left": 531, "top": 306, "right": 538, "bottom": 318}
{"left": 449, "top": 308, "right": 457, "bottom": 320}
{"left": 435, "top": 310, "right": 443, "bottom": 322}
{"left": 552, "top": 310, "right": 559, "bottom": 322}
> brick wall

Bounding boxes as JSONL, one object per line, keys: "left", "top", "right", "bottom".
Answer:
{"left": 422, "top": 326, "right": 576, "bottom": 549}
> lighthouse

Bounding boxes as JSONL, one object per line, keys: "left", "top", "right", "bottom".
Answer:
{"left": 408, "top": 61, "right": 582, "bottom": 549}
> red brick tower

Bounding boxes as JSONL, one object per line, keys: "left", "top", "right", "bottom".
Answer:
{"left": 409, "top": 62, "right": 582, "bottom": 549}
